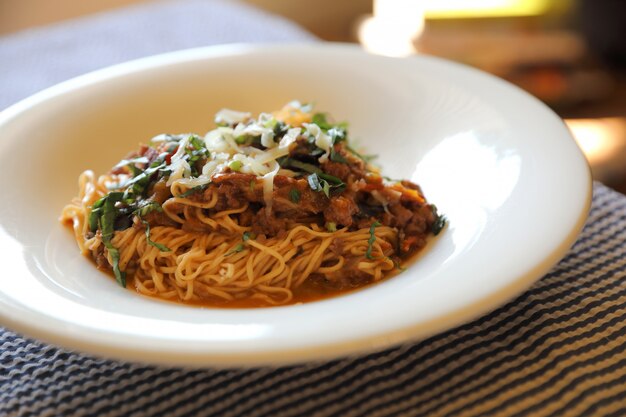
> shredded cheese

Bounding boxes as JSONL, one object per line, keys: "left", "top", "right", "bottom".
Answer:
{"left": 262, "top": 161, "right": 280, "bottom": 215}
{"left": 165, "top": 104, "right": 322, "bottom": 213}
{"left": 214, "top": 109, "right": 251, "bottom": 126}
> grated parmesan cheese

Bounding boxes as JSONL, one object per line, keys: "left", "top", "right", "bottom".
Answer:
{"left": 166, "top": 105, "right": 323, "bottom": 213}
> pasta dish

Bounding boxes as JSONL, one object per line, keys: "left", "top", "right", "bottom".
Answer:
{"left": 61, "top": 102, "right": 445, "bottom": 307}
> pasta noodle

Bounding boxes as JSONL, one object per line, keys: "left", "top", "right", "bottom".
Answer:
{"left": 61, "top": 102, "right": 444, "bottom": 307}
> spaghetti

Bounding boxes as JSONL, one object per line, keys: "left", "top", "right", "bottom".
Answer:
{"left": 61, "top": 102, "right": 444, "bottom": 307}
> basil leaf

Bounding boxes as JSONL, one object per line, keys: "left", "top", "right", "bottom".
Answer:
{"left": 307, "top": 173, "right": 344, "bottom": 198}
{"left": 365, "top": 221, "right": 381, "bottom": 260}
{"left": 121, "top": 163, "right": 166, "bottom": 196}
{"left": 135, "top": 201, "right": 163, "bottom": 217}
{"left": 312, "top": 113, "right": 333, "bottom": 130}
{"left": 330, "top": 148, "right": 347, "bottom": 163}
{"left": 104, "top": 242, "right": 126, "bottom": 287}
{"left": 225, "top": 231, "right": 255, "bottom": 256}
{"left": 272, "top": 120, "right": 287, "bottom": 137}
{"left": 318, "top": 172, "right": 343, "bottom": 185}
{"left": 225, "top": 243, "right": 245, "bottom": 257}
{"left": 283, "top": 158, "right": 323, "bottom": 175}
{"left": 141, "top": 219, "right": 171, "bottom": 252}
{"left": 346, "top": 144, "right": 377, "bottom": 163}
{"left": 322, "top": 180, "right": 330, "bottom": 198}
{"left": 188, "top": 135, "right": 208, "bottom": 154}
{"left": 185, "top": 135, "right": 210, "bottom": 176}
{"left": 281, "top": 158, "right": 344, "bottom": 186}
{"left": 328, "top": 127, "right": 346, "bottom": 144}
{"left": 177, "top": 184, "right": 208, "bottom": 198}
{"left": 289, "top": 188, "right": 301, "bottom": 203}
{"left": 100, "top": 194, "right": 126, "bottom": 287}
{"left": 311, "top": 113, "right": 348, "bottom": 143}
{"left": 133, "top": 202, "right": 170, "bottom": 252}
{"left": 88, "top": 196, "right": 107, "bottom": 233}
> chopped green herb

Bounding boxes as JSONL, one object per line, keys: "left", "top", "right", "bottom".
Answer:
{"left": 280, "top": 158, "right": 344, "bottom": 186}
{"left": 365, "top": 221, "right": 381, "bottom": 260}
{"left": 141, "top": 219, "right": 171, "bottom": 252}
{"left": 104, "top": 242, "right": 125, "bottom": 287}
{"left": 135, "top": 201, "right": 162, "bottom": 217}
{"left": 272, "top": 120, "right": 287, "bottom": 137}
{"left": 319, "top": 173, "right": 345, "bottom": 186}
{"left": 120, "top": 162, "right": 167, "bottom": 197}
{"left": 330, "top": 148, "right": 347, "bottom": 163}
{"left": 178, "top": 184, "right": 208, "bottom": 198}
{"left": 225, "top": 232, "right": 254, "bottom": 256}
{"left": 289, "top": 188, "right": 301, "bottom": 203}
{"left": 346, "top": 144, "right": 377, "bottom": 163}
{"left": 224, "top": 243, "right": 245, "bottom": 257}
{"left": 88, "top": 196, "right": 107, "bottom": 233}
{"left": 100, "top": 193, "right": 126, "bottom": 286}
{"left": 131, "top": 202, "right": 171, "bottom": 252}
{"left": 328, "top": 127, "right": 346, "bottom": 144}
{"left": 311, "top": 113, "right": 348, "bottom": 143}
{"left": 185, "top": 135, "right": 210, "bottom": 176}
{"left": 229, "top": 160, "right": 243, "bottom": 171}
{"left": 326, "top": 222, "right": 337, "bottom": 232}
{"left": 307, "top": 173, "right": 329, "bottom": 198}
{"left": 281, "top": 158, "right": 322, "bottom": 175}
{"left": 312, "top": 113, "right": 332, "bottom": 130}
{"left": 307, "top": 173, "right": 345, "bottom": 198}
{"left": 188, "top": 135, "right": 207, "bottom": 154}
{"left": 322, "top": 180, "right": 330, "bottom": 197}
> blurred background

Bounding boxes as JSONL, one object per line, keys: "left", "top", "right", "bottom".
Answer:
{"left": 2, "top": 0, "right": 626, "bottom": 191}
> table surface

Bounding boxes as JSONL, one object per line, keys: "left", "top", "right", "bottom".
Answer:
{"left": 2, "top": 1, "right": 626, "bottom": 416}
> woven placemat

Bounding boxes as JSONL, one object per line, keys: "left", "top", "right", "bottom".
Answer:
{"left": 2, "top": 183, "right": 624, "bottom": 417}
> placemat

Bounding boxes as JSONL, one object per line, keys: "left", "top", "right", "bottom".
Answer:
{"left": 2, "top": 183, "right": 624, "bottom": 417}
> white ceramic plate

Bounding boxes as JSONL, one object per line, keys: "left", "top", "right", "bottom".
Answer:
{"left": 0, "top": 43, "right": 591, "bottom": 366}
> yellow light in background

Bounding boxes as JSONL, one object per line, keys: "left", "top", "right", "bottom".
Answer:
{"left": 358, "top": 0, "right": 424, "bottom": 57}
{"left": 357, "top": 0, "right": 561, "bottom": 56}
{"left": 565, "top": 118, "right": 626, "bottom": 182}
{"left": 423, "top": 0, "right": 552, "bottom": 18}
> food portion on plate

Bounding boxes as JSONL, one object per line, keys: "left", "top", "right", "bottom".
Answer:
{"left": 61, "top": 101, "right": 445, "bottom": 307}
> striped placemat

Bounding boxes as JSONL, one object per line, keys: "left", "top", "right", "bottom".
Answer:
{"left": 1, "top": 182, "right": 624, "bottom": 417}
